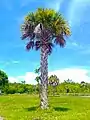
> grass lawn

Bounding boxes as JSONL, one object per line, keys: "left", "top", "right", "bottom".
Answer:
{"left": 0, "top": 94, "right": 90, "bottom": 120}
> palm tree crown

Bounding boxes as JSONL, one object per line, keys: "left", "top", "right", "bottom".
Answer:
{"left": 21, "top": 8, "right": 71, "bottom": 55}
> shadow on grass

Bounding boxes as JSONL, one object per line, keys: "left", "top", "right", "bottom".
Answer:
{"left": 53, "top": 107, "right": 70, "bottom": 112}
{"left": 25, "top": 106, "right": 70, "bottom": 112}
{"left": 25, "top": 106, "right": 39, "bottom": 111}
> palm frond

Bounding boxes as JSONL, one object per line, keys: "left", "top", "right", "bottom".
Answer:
{"left": 54, "top": 35, "right": 66, "bottom": 47}
{"left": 26, "top": 41, "right": 34, "bottom": 50}
{"left": 21, "top": 21, "right": 35, "bottom": 40}
{"left": 47, "top": 43, "right": 54, "bottom": 55}
{"left": 35, "top": 67, "right": 41, "bottom": 74}
{"left": 35, "top": 41, "right": 41, "bottom": 50}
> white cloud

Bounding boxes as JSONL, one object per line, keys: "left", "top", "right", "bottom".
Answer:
{"left": 8, "top": 68, "right": 90, "bottom": 84}
{"left": 66, "top": 41, "right": 90, "bottom": 55}
{"left": 71, "top": 42, "right": 78, "bottom": 47}
{"left": 9, "top": 77, "right": 20, "bottom": 83}
{"left": 67, "top": 0, "right": 90, "bottom": 26}
{"left": 17, "top": 72, "right": 37, "bottom": 84}
{"left": 9, "top": 72, "right": 37, "bottom": 84}
{"left": 12, "top": 61, "right": 20, "bottom": 64}
{"left": 49, "top": 68, "right": 90, "bottom": 83}
{"left": 2, "top": 60, "right": 20, "bottom": 66}
{"left": 65, "top": 40, "right": 83, "bottom": 50}
{"left": 46, "top": 0, "right": 63, "bottom": 12}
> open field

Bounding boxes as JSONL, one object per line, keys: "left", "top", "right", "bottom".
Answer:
{"left": 0, "top": 94, "right": 90, "bottom": 120}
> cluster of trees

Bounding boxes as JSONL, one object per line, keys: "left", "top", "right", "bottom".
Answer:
{"left": 1, "top": 80, "right": 90, "bottom": 95}
{"left": 3, "top": 83, "right": 37, "bottom": 94}
{"left": 0, "top": 70, "right": 90, "bottom": 95}
{"left": 48, "top": 79, "right": 90, "bottom": 95}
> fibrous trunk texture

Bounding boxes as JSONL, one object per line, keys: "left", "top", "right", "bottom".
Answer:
{"left": 40, "top": 45, "right": 48, "bottom": 109}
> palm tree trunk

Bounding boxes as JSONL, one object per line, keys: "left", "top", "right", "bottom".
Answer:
{"left": 40, "top": 45, "right": 48, "bottom": 109}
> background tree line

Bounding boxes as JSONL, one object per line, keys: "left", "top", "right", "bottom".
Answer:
{"left": 0, "top": 70, "right": 90, "bottom": 95}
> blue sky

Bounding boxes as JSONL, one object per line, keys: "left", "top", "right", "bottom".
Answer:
{"left": 0, "top": 0, "right": 90, "bottom": 84}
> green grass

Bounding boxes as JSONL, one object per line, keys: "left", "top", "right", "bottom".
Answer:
{"left": 0, "top": 94, "right": 90, "bottom": 120}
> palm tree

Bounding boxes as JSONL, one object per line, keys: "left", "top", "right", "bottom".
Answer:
{"left": 49, "top": 75, "right": 59, "bottom": 96}
{"left": 21, "top": 8, "right": 71, "bottom": 109}
{"left": 49, "top": 75, "right": 59, "bottom": 86}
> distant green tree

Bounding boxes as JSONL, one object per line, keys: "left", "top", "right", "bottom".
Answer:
{"left": 80, "top": 81, "right": 86, "bottom": 87}
{"left": 0, "top": 70, "right": 8, "bottom": 91}
{"left": 64, "top": 79, "right": 74, "bottom": 84}
{"left": 5, "top": 85, "right": 17, "bottom": 94}
{"left": 21, "top": 80, "right": 26, "bottom": 84}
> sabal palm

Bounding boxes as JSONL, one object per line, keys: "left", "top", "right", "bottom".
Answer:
{"left": 49, "top": 75, "right": 59, "bottom": 96}
{"left": 49, "top": 75, "right": 59, "bottom": 86}
{"left": 21, "top": 8, "right": 71, "bottom": 109}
